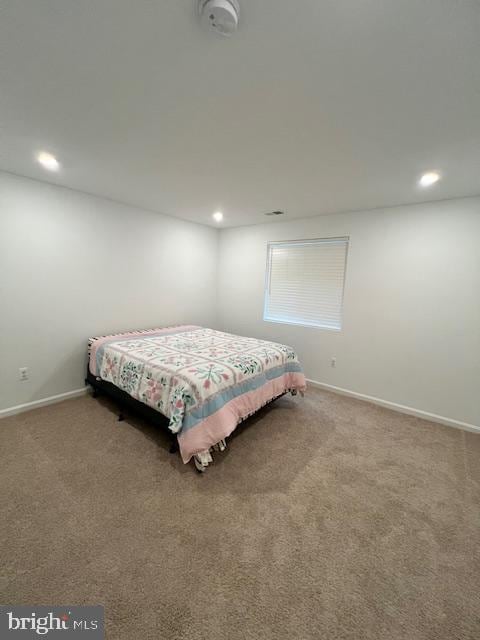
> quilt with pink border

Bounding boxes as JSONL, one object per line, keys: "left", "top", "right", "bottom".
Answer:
{"left": 89, "top": 325, "right": 306, "bottom": 463}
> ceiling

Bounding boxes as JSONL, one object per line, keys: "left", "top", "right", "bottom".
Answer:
{"left": 1, "top": 0, "right": 479, "bottom": 228}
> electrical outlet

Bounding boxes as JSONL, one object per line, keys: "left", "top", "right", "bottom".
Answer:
{"left": 330, "top": 357, "right": 336, "bottom": 368}
{"left": 19, "top": 367, "right": 29, "bottom": 381}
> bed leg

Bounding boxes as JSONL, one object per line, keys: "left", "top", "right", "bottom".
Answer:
{"left": 118, "top": 412, "right": 125, "bottom": 422}
{"left": 92, "top": 389, "right": 99, "bottom": 398}
{"left": 169, "top": 439, "right": 179, "bottom": 454}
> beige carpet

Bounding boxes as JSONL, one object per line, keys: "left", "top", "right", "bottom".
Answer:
{"left": 1, "top": 388, "right": 479, "bottom": 639}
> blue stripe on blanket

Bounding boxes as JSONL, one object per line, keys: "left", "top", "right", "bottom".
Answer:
{"left": 180, "top": 361, "right": 302, "bottom": 433}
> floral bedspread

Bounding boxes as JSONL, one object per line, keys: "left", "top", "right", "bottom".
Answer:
{"left": 89, "top": 326, "right": 306, "bottom": 463}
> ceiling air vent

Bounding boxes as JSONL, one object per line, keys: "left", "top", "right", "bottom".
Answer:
{"left": 264, "top": 211, "right": 285, "bottom": 217}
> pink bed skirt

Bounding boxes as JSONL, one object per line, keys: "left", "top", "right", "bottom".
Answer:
{"left": 178, "top": 371, "right": 306, "bottom": 463}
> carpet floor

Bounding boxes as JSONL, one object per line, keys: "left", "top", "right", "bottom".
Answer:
{"left": 1, "top": 388, "right": 479, "bottom": 639}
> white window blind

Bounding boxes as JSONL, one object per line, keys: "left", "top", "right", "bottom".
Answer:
{"left": 264, "top": 237, "right": 349, "bottom": 330}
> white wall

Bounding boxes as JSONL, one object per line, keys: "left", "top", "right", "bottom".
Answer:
{"left": 2, "top": 172, "right": 479, "bottom": 428}
{"left": 217, "top": 198, "right": 480, "bottom": 427}
{"left": 0, "top": 172, "right": 218, "bottom": 411}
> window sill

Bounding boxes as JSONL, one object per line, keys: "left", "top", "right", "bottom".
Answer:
{"left": 263, "top": 317, "right": 341, "bottom": 332}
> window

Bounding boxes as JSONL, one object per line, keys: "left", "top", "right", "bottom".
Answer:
{"left": 263, "top": 237, "right": 349, "bottom": 330}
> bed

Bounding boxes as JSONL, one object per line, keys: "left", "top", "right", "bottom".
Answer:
{"left": 86, "top": 325, "right": 306, "bottom": 471}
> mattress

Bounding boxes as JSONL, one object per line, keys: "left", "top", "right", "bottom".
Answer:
{"left": 89, "top": 325, "right": 306, "bottom": 463}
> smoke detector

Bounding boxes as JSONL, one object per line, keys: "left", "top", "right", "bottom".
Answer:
{"left": 198, "top": 0, "right": 240, "bottom": 37}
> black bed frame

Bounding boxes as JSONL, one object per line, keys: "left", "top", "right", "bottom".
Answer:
{"left": 85, "top": 369, "right": 290, "bottom": 465}
{"left": 85, "top": 371, "right": 179, "bottom": 454}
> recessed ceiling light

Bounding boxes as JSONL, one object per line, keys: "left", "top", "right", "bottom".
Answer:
{"left": 212, "top": 211, "right": 223, "bottom": 222}
{"left": 419, "top": 171, "right": 440, "bottom": 187}
{"left": 37, "top": 151, "right": 60, "bottom": 172}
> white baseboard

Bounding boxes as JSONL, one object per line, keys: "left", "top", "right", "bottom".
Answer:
{"left": 1, "top": 381, "right": 478, "bottom": 436}
{"left": 0, "top": 388, "right": 88, "bottom": 419}
{"left": 306, "top": 379, "right": 480, "bottom": 434}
